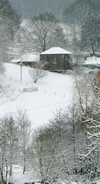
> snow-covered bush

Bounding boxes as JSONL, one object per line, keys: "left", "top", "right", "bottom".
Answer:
{"left": 29, "top": 66, "right": 47, "bottom": 83}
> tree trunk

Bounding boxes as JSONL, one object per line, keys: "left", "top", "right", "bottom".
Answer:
{"left": 23, "top": 156, "right": 26, "bottom": 174}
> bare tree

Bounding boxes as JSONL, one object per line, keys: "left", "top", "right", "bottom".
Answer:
{"left": 31, "top": 12, "right": 58, "bottom": 52}
{"left": 73, "top": 70, "right": 100, "bottom": 179}
{"left": 79, "top": 93, "right": 100, "bottom": 180}
{"left": 82, "top": 16, "right": 100, "bottom": 55}
{"left": 13, "top": 21, "right": 36, "bottom": 56}
{"left": 0, "top": 111, "right": 33, "bottom": 182}
{"left": 0, "top": 116, "right": 18, "bottom": 183}
{"left": 34, "top": 106, "right": 85, "bottom": 183}
{"left": 16, "top": 110, "right": 32, "bottom": 174}
{"left": 13, "top": 15, "right": 66, "bottom": 56}
{"left": 64, "top": 0, "right": 100, "bottom": 54}
{"left": 29, "top": 63, "right": 47, "bottom": 83}
{"left": 35, "top": 127, "right": 59, "bottom": 183}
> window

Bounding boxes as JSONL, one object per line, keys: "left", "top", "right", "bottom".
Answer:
{"left": 53, "top": 56, "right": 56, "bottom": 64}
{"left": 46, "top": 56, "right": 50, "bottom": 63}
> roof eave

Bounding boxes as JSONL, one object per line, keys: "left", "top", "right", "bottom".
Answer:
{"left": 40, "top": 53, "right": 72, "bottom": 55}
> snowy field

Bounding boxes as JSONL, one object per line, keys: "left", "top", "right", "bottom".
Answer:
{"left": 0, "top": 63, "right": 74, "bottom": 130}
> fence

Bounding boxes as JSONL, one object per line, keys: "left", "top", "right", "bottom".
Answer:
{"left": 0, "top": 75, "right": 71, "bottom": 106}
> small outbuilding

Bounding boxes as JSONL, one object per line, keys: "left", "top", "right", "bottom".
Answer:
{"left": 40, "top": 47, "right": 72, "bottom": 71}
{"left": 11, "top": 53, "right": 40, "bottom": 67}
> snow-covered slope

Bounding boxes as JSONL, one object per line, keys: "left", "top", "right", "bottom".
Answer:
{"left": 0, "top": 63, "right": 74, "bottom": 129}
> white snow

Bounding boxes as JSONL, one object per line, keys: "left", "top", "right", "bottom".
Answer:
{"left": 83, "top": 56, "right": 100, "bottom": 67}
{"left": 12, "top": 165, "right": 40, "bottom": 184}
{"left": 0, "top": 63, "right": 74, "bottom": 130}
{"left": 40, "top": 47, "right": 72, "bottom": 55}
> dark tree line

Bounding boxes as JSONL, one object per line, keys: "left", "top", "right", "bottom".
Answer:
{"left": 9, "top": 0, "right": 75, "bottom": 20}
{"left": 0, "top": 0, "right": 20, "bottom": 64}
{"left": 64, "top": 0, "right": 100, "bottom": 55}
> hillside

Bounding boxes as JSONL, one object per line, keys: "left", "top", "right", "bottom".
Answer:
{"left": 0, "top": 63, "right": 74, "bottom": 129}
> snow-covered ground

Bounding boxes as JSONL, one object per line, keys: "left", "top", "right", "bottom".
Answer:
{"left": 0, "top": 63, "right": 74, "bottom": 129}
{"left": 83, "top": 56, "right": 100, "bottom": 67}
{"left": 12, "top": 165, "right": 40, "bottom": 184}
{"left": 11, "top": 165, "right": 100, "bottom": 184}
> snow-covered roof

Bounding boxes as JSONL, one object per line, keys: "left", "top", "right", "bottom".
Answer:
{"left": 40, "top": 47, "right": 72, "bottom": 55}
{"left": 11, "top": 53, "right": 40, "bottom": 63}
{"left": 83, "top": 57, "right": 100, "bottom": 67}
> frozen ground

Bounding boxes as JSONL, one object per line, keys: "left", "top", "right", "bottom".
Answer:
{"left": 0, "top": 63, "right": 74, "bottom": 129}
